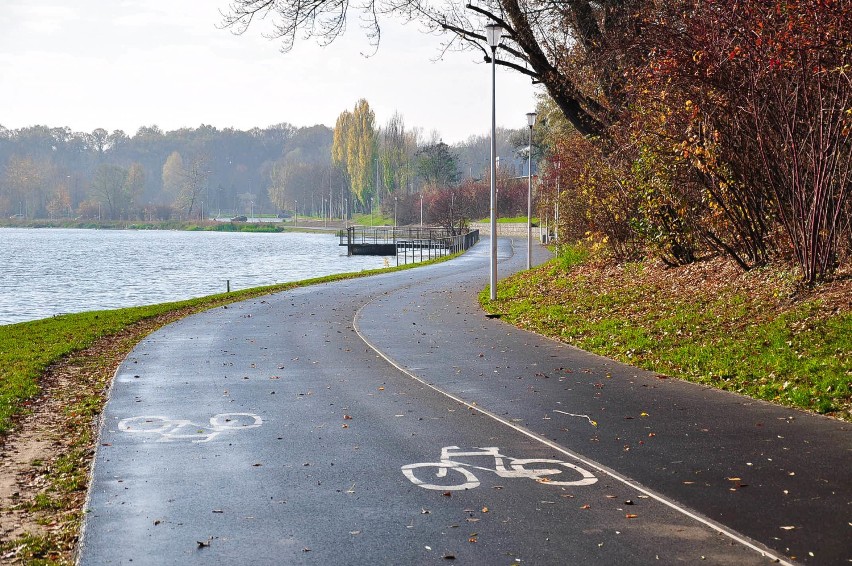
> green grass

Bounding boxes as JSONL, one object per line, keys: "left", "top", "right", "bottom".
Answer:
{"left": 481, "top": 245, "right": 851, "bottom": 419}
{"left": 0, "top": 533, "right": 61, "bottom": 565}
{"left": 477, "top": 216, "right": 540, "bottom": 224}
{"left": 351, "top": 212, "right": 394, "bottom": 226}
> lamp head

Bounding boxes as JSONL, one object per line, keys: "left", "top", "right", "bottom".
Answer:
{"left": 526, "top": 112, "right": 537, "bottom": 128}
{"left": 485, "top": 24, "right": 503, "bottom": 49}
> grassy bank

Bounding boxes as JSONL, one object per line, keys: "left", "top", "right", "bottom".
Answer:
{"left": 481, "top": 245, "right": 851, "bottom": 420}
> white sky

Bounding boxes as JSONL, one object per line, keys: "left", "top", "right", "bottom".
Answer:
{"left": 0, "top": 0, "right": 540, "bottom": 144}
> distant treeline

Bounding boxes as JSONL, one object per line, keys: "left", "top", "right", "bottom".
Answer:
{"left": 0, "top": 106, "right": 530, "bottom": 224}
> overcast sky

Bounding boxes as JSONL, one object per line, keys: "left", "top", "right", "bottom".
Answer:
{"left": 0, "top": 0, "right": 540, "bottom": 144}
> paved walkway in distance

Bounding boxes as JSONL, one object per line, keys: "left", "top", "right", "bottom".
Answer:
{"left": 79, "top": 237, "right": 851, "bottom": 565}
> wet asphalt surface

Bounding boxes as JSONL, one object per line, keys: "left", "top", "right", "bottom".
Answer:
{"left": 78, "top": 237, "right": 850, "bottom": 565}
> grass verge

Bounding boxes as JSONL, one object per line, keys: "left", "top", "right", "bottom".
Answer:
{"left": 0, "top": 252, "right": 458, "bottom": 564}
{"left": 481, "top": 245, "right": 851, "bottom": 421}
{"left": 477, "top": 216, "right": 539, "bottom": 224}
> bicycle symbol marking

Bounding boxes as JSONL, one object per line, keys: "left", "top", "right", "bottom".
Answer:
{"left": 117, "top": 413, "right": 263, "bottom": 443}
{"left": 401, "top": 446, "right": 598, "bottom": 491}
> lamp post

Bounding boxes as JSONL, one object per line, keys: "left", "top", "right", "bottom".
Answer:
{"left": 420, "top": 193, "right": 423, "bottom": 227}
{"left": 486, "top": 22, "right": 503, "bottom": 301}
{"left": 526, "top": 111, "right": 537, "bottom": 270}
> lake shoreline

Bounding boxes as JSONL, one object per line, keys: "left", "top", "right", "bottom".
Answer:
{"left": 0, "top": 227, "right": 388, "bottom": 325}
{"left": 0, "top": 217, "right": 347, "bottom": 233}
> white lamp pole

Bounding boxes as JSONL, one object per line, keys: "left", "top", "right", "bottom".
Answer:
{"left": 526, "top": 111, "right": 537, "bottom": 270}
{"left": 486, "top": 23, "right": 503, "bottom": 301}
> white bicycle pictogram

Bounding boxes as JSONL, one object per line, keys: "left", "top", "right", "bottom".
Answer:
{"left": 401, "top": 446, "right": 598, "bottom": 491}
{"left": 117, "top": 413, "right": 262, "bottom": 443}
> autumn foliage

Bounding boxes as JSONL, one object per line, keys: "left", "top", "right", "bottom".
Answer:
{"left": 540, "top": 0, "right": 851, "bottom": 283}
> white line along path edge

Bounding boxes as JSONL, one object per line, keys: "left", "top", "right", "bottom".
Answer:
{"left": 353, "top": 298, "right": 793, "bottom": 566}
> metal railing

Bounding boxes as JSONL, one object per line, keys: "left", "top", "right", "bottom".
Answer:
{"left": 340, "top": 226, "right": 480, "bottom": 265}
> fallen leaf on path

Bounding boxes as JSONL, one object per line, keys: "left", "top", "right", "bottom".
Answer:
{"left": 626, "top": 514, "right": 638, "bottom": 519}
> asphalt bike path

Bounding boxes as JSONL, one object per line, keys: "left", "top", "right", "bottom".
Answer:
{"left": 78, "top": 237, "right": 850, "bottom": 565}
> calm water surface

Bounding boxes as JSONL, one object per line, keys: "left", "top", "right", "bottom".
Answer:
{"left": 0, "top": 228, "right": 388, "bottom": 325}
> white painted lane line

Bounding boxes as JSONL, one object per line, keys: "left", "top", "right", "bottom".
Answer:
{"left": 353, "top": 299, "right": 794, "bottom": 566}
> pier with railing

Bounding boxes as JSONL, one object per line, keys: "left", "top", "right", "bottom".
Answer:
{"left": 339, "top": 226, "right": 480, "bottom": 264}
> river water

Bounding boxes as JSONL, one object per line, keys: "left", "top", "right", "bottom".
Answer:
{"left": 0, "top": 228, "right": 389, "bottom": 325}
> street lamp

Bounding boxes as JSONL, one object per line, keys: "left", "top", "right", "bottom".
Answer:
{"left": 486, "top": 22, "right": 503, "bottom": 301}
{"left": 526, "top": 111, "right": 537, "bottom": 270}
